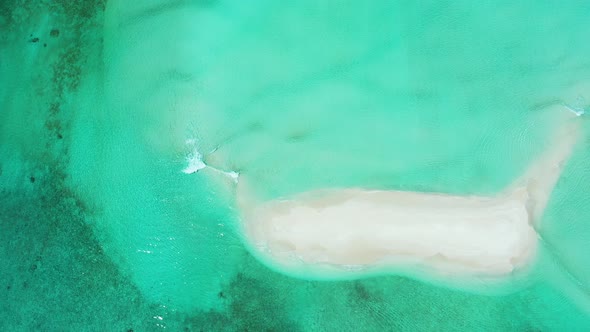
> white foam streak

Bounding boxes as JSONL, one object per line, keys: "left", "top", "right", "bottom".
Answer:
{"left": 182, "top": 139, "right": 239, "bottom": 182}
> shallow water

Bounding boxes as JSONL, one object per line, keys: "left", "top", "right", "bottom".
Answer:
{"left": 1, "top": 0, "right": 590, "bottom": 330}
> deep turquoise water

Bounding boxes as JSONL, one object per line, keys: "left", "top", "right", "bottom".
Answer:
{"left": 1, "top": 1, "right": 590, "bottom": 330}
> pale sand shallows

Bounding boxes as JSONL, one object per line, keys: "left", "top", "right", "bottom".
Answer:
{"left": 236, "top": 109, "right": 582, "bottom": 278}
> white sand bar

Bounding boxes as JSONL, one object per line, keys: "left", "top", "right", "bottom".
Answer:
{"left": 238, "top": 110, "right": 581, "bottom": 277}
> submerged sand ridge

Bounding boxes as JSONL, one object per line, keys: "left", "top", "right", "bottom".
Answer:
{"left": 235, "top": 109, "right": 582, "bottom": 280}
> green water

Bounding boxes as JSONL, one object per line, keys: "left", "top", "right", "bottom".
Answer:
{"left": 1, "top": 0, "right": 590, "bottom": 330}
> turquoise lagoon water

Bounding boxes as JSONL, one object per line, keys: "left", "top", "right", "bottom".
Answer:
{"left": 1, "top": 0, "right": 590, "bottom": 330}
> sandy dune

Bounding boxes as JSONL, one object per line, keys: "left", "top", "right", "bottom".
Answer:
{"left": 237, "top": 109, "right": 581, "bottom": 278}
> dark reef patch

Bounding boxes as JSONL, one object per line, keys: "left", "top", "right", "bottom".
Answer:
{"left": 0, "top": 0, "right": 158, "bottom": 330}
{"left": 180, "top": 269, "right": 302, "bottom": 331}
{"left": 285, "top": 130, "right": 310, "bottom": 143}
